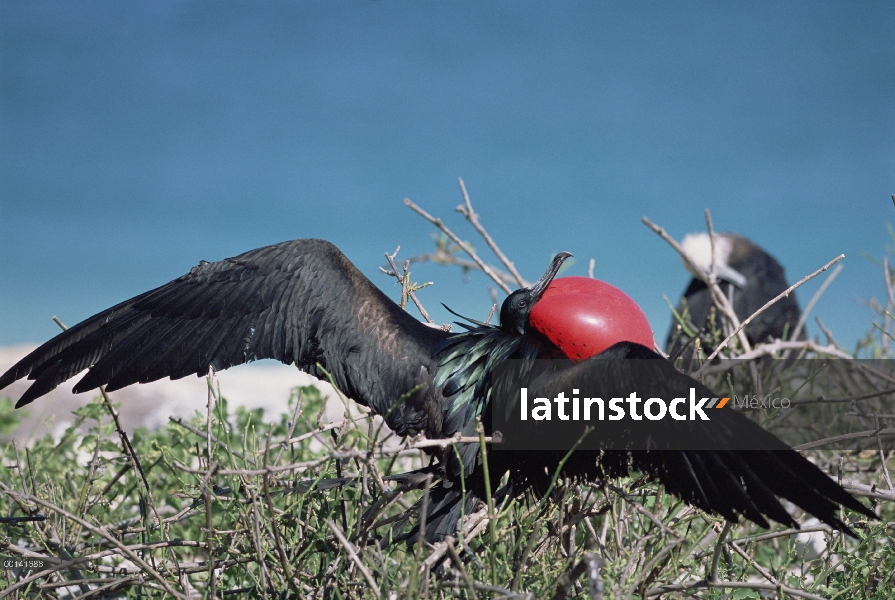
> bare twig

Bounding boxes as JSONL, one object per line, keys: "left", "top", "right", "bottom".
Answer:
{"left": 876, "top": 414, "right": 894, "bottom": 490}
{"left": 439, "top": 580, "right": 526, "bottom": 598}
{"left": 552, "top": 553, "right": 604, "bottom": 600}
{"left": 696, "top": 253, "right": 846, "bottom": 372}
{"left": 816, "top": 315, "right": 839, "bottom": 347}
{"left": 205, "top": 366, "right": 218, "bottom": 600}
{"left": 382, "top": 246, "right": 435, "bottom": 323}
{"left": 640, "top": 218, "right": 751, "bottom": 355}
{"left": 406, "top": 250, "right": 518, "bottom": 286}
{"left": 793, "top": 428, "right": 895, "bottom": 451}
{"left": 455, "top": 177, "right": 527, "bottom": 287}
{"left": 0, "top": 482, "right": 188, "bottom": 600}
{"left": 731, "top": 523, "right": 832, "bottom": 544}
{"left": 419, "top": 505, "right": 492, "bottom": 574}
{"left": 647, "top": 579, "right": 828, "bottom": 600}
{"left": 708, "top": 521, "right": 732, "bottom": 582}
{"left": 169, "top": 416, "right": 255, "bottom": 465}
{"left": 647, "top": 518, "right": 831, "bottom": 600}
{"left": 486, "top": 303, "right": 498, "bottom": 324}
{"left": 725, "top": 339, "right": 853, "bottom": 361}
{"left": 171, "top": 436, "right": 492, "bottom": 477}
{"left": 605, "top": 484, "right": 681, "bottom": 539}
{"left": 838, "top": 477, "right": 895, "bottom": 502}
{"left": 405, "top": 198, "right": 513, "bottom": 294}
{"left": 790, "top": 263, "right": 843, "bottom": 343}
{"left": 263, "top": 425, "right": 301, "bottom": 598}
{"left": 274, "top": 389, "right": 304, "bottom": 465}
{"left": 446, "top": 537, "right": 480, "bottom": 600}
{"left": 703, "top": 210, "right": 753, "bottom": 354}
{"left": 326, "top": 519, "right": 382, "bottom": 597}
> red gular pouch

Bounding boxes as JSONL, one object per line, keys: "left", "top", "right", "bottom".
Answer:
{"left": 529, "top": 276, "right": 654, "bottom": 361}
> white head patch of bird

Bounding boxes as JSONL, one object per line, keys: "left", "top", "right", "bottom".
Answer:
{"left": 680, "top": 232, "right": 747, "bottom": 288}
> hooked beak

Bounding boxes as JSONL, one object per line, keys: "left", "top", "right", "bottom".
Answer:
{"left": 715, "top": 264, "right": 747, "bottom": 288}
{"left": 528, "top": 251, "right": 572, "bottom": 301}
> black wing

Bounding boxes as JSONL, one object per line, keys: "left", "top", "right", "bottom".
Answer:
{"left": 0, "top": 239, "right": 449, "bottom": 436}
{"left": 517, "top": 342, "right": 875, "bottom": 533}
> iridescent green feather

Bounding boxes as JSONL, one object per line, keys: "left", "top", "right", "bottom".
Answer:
{"left": 434, "top": 321, "right": 521, "bottom": 434}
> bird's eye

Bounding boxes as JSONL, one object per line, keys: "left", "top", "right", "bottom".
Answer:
{"left": 517, "top": 299, "right": 526, "bottom": 308}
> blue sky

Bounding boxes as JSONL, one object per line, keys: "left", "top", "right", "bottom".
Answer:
{"left": 2, "top": 1, "right": 893, "bottom": 354}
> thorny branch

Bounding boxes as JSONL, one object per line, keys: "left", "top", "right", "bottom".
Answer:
{"left": 380, "top": 246, "right": 438, "bottom": 325}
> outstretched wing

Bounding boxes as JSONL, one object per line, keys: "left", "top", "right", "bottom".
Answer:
{"left": 0, "top": 239, "right": 449, "bottom": 436}
{"left": 518, "top": 342, "right": 875, "bottom": 533}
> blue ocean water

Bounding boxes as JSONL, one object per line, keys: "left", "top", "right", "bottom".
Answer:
{"left": 1, "top": 1, "right": 893, "bottom": 352}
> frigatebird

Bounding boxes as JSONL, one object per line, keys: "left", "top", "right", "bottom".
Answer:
{"left": 666, "top": 232, "right": 803, "bottom": 359}
{"left": 0, "top": 239, "right": 873, "bottom": 543}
